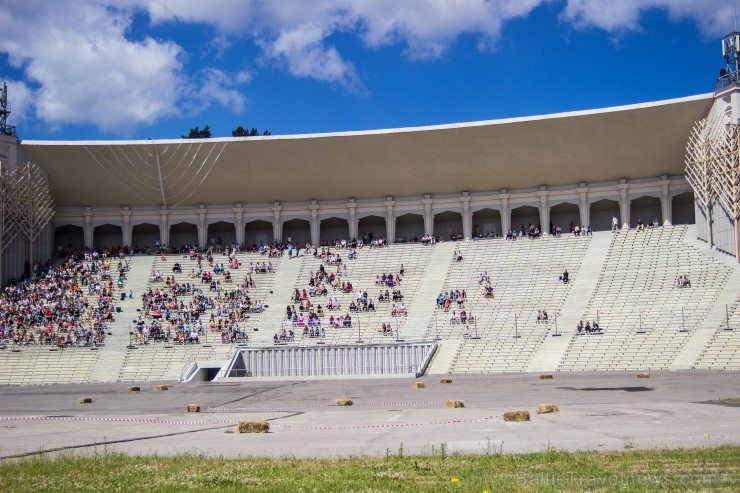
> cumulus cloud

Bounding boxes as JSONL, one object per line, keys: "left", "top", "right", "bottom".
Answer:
{"left": 561, "top": 0, "right": 732, "bottom": 37}
{"left": 0, "top": 0, "right": 730, "bottom": 135}
{"left": 0, "top": 0, "right": 250, "bottom": 135}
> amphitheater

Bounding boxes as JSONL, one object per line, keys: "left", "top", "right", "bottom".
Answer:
{"left": 1, "top": 62, "right": 740, "bottom": 459}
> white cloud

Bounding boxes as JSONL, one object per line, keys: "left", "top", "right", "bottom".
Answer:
{"left": 561, "top": 0, "right": 732, "bottom": 37}
{"left": 0, "top": 0, "right": 250, "bottom": 135}
{"left": 0, "top": 0, "right": 730, "bottom": 135}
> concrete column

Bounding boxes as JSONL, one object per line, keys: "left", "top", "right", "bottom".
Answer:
{"left": 234, "top": 203, "right": 245, "bottom": 245}
{"left": 159, "top": 208, "right": 169, "bottom": 247}
{"left": 659, "top": 176, "right": 672, "bottom": 226}
{"left": 499, "top": 191, "right": 511, "bottom": 234}
{"left": 272, "top": 202, "right": 282, "bottom": 243}
{"left": 347, "top": 200, "right": 358, "bottom": 239}
{"left": 121, "top": 206, "right": 132, "bottom": 247}
{"left": 384, "top": 197, "right": 395, "bottom": 243}
{"left": 461, "top": 192, "right": 472, "bottom": 240}
{"left": 196, "top": 205, "right": 207, "bottom": 247}
{"left": 578, "top": 184, "right": 590, "bottom": 229}
{"left": 82, "top": 207, "right": 93, "bottom": 248}
{"left": 538, "top": 187, "right": 549, "bottom": 235}
{"left": 617, "top": 181, "right": 630, "bottom": 229}
{"left": 422, "top": 195, "right": 433, "bottom": 236}
{"left": 309, "top": 201, "right": 320, "bottom": 246}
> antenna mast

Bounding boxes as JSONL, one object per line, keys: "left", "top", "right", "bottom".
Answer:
{"left": 0, "top": 82, "right": 16, "bottom": 137}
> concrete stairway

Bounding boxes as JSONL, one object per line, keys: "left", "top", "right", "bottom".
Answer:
{"left": 526, "top": 232, "right": 612, "bottom": 372}
{"left": 405, "top": 242, "right": 456, "bottom": 339}
{"left": 249, "top": 254, "right": 304, "bottom": 345}
{"left": 426, "top": 339, "right": 459, "bottom": 374}
{"left": 89, "top": 254, "right": 155, "bottom": 383}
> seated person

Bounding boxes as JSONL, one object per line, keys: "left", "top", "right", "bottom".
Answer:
{"left": 576, "top": 320, "right": 584, "bottom": 334}
{"left": 559, "top": 270, "right": 569, "bottom": 283}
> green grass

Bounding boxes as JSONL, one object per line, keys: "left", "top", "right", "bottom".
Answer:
{"left": 718, "top": 397, "right": 740, "bottom": 403}
{"left": 1, "top": 446, "right": 739, "bottom": 492}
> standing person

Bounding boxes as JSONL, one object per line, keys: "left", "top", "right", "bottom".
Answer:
{"left": 611, "top": 216, "right": 619, "bottom": 232}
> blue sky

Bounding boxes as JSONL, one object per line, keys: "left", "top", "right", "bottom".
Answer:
{"left": 0, "top": 1, "right": 734, "bottom": 141}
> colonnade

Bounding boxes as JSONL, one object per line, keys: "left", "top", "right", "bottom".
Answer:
{"left": 52, "top": 175, "right": 693, "bottom": 251}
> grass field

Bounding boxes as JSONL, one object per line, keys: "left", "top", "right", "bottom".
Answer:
{"left": 1, "top": 446, "right": 739, "bottom": 492}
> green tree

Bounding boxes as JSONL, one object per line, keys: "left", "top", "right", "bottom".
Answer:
{"left": 232, "top": 126, "right": 271, "bottom": 137}
{"left": 182, "top": 125, "right": 212, "bottom": 139}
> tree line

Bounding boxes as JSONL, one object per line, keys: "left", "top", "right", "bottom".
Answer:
{"left": 182, "top": 125, "right": 271, "bottom": 139}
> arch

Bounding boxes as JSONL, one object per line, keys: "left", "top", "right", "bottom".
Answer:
{"left": 434, "top": 210, "right": 463, "bottom": 241}
{"left": 132, "top": 223, "right": 159, "bottom": 253}
{"left": 630, "top": 195, "right": 661, "bottom": 229}
{"left": 590, "top": 199, "right": 619, "bottom": 231}
{"left": 207, "top": 221, "right": 236, "bottom": 248}
{"left": 244, "top": 219, "right": 273, "bottom": 247}
{"left": 54, "top": 225, "right": 84, "bottom": 254}
{"left": 395, "top": 213, "right": 424, "bottom": 243}
{"left": 320, "top": 216, "right": 349, "bottom": 244}
{"left": 550, "top": 202, "right": 580, "bottom": 235}
{"left": 471, "top": 208, "right": 501, "bottom": 238}
{"left": 358, "top": 215, "right": 386, "bottom": 243}
{"left": 169, "top": 222, "right": 198, "bottom": 249}
{"left": 283, "top": 218, "right": 311, "bottom": 247}
{"left": 93, "top": 223, "right": 123, "bottom": 250}
{"left": 510, "top": 205, "right": 539, "bottom": 234}
{"left": 672, "top": 191, "right": 695, "bottom": 225}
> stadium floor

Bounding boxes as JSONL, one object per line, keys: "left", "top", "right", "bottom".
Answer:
{"left": 1, "top": 371, "right": 739, "bottom": 459}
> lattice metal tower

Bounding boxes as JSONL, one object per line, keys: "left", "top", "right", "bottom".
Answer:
{"left": 0, "top": 82, "right": 15, "bottom": 137}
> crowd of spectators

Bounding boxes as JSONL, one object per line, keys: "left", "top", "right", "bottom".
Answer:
{"left": 1, "top": 250, "right": 126, "bottom": 348}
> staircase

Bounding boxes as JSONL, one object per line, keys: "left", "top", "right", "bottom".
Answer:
{"left": 89, "top": 254, "right": 155, "bottom": 383}
{"left": 527, "top": 232, "right": 612, "bottom": 372}
{"left": 249, "top": 254, "right": 304, "bottom": 345}
{"left": 406, "top": 242, "right": 456, "bottom": 339}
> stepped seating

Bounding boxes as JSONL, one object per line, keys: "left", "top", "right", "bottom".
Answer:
{"left": 0, "top": 346, "right": 100, "bottom": 385}
{"left": 693, "top": 298, "right": 740, "bottom": 370}
{"left": 144, "top": 251, "right": 283, "bottom": 342}
{"left": 281, "top": 244, "right": 434, "bottom": 344}
{"left": 118, "top": 344, "right": 231, "bottom": 381}
{"left": 434, "top": 235, "right": 592, "bottom": 373}
{"left": 559, "top": 226, "right": 734, "bottom": 371}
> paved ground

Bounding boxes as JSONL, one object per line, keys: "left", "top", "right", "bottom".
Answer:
{"left": 1, "top": 371, "right": 739, "bottom": 459}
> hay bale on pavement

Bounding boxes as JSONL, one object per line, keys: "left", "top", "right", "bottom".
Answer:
{"left": 335, "top": 398, "right": 353, "bottom": 406}
{"left": 539, "top": 374, "right": 554, "bottom": 380}
{"left": 127, "top": 386, "right": 141, "bottom": 392}
{"left": 414, "top": 381, "right": 426, "bottom": 389}
{"left": 237, "top": 420, "right": 270, "bottom": 433}
{"left": 78, "top": 397, "right": 93, "bottom": 404}
{"left": 637, "top": 372, "right": 651, "bottom": 378}
{"left": 187, "top": 404, "right": 201, "bottom": 413}
{"left": 439, "top": 378, "right": 453, "bottom": 384}
{"left": 155, "top": 385, "right": 169, "bottom": 391}
{"left": 503, "top": 410, "right": 530, "bottom": 422}
{"left": 536, "top": 403, "right": 560, "bottom": 414}
{"left": 445, "top": 400, "right": 465, "bottom": 408}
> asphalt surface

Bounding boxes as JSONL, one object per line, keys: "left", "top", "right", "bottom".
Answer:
{"left": 1, "top": 371, "right": 739, "bottom": 459}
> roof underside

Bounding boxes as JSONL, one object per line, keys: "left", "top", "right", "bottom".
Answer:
{"left": 21, "top": 95, "right": 713, "bottom": 208}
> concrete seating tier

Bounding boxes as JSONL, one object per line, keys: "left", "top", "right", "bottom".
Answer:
{"left": 0, "top": 346, "right": 100, "bottom": 385}
{"left": 145, "top": 251, "right": 283, "bottom": 342}
{"left": 559, "top": 226, "right": 734, "bottom": 371}
{"left": 426, "top": 235, "right": 591, "bottom": 372}
{"left": 693, "top": 298, "right": 740, "bottom": 370}
{"left": 282, "top": 244, "right": 434, "bottom": 345}
{"left": 118, "top": 344, "right": 232, "bottom": 381}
